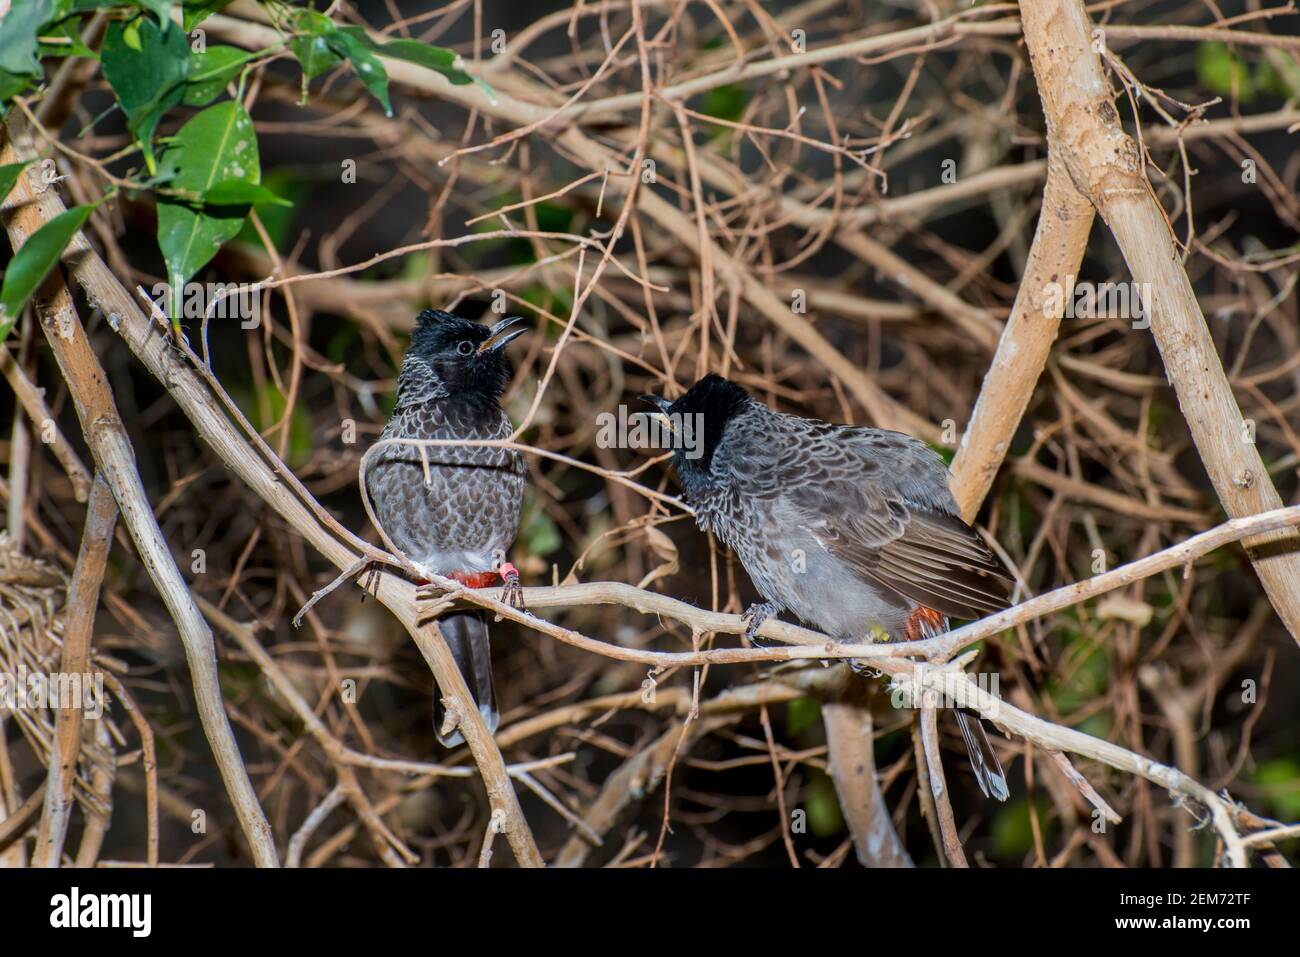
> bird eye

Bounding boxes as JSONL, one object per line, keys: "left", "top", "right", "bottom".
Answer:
{"left": 456, "top": 340, "right": 474, "bottom": 355}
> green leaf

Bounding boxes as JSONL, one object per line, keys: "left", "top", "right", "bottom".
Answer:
{"left": 180, "top": 0, "right": 233, "bottom": 32}
{"left": 325, "top": 29, "right": 392, "bottom": 117}
{"left": 183, "top": 44, "right": 251, "bottom": 105}
{"left": 64, "top": 0, "right": 174, "bottom": 19}
{"left": 0, "top": 162, "right": 28, "bottom": 205}
{"left": 1257, "top": 57, "right": 1300, "bottom": 99}
{"left": 101, "top": 17, "right": 191, "bottom": 164}
{"left": 338, "top": 27, "right": 490, "bottom": 96}
{"left": 233, "top": 168, "right": 306, "bottom": 250}
{"left": 182, "top": 0, "right": 235, "bottom": 32}
{"left": 42, "top": 18, "right": 98, "bottom": 60}
{"left": 367, "top": 37, "right": 473, "bottom": 86}
{"left": 1253, "top": 759, "right": 1300, "bottom": 820}
{"left": 291, "top": 8, "right": 337, "bottom": 37}
{"left": 233, "top": 381, "right": 315, "bottom": 468}
{"left": 0, "top": 204, "right": 95, "bottom": 342}
{"left": 292, "top": 16, "right": 490, "bottom": 103}
{"left": 290, "top": 35, "right": 341, "bottom": 80}
{"left": 805, "top": 769, "right": 845, "bottom": 838}
{"left": 991, "top": 798, "right": 1052, "bottom": 860}
{"left": 203, "top": 179, "right": 289, "bottom": 207}
{"left": 156, "top": 100, "right": 261, "bottom": 323}
{"left": 785, "top": 697, "right": 821, "bottom": 736}
{"left": 520, "top": 501, "right": 562, "bottom": 556}
{"left": 0, "top": 69, "right": 33, "bottom": 104}
{"left": 701, "top": 83, "right": 748, "bottom": 123}
{"left": 1197, "top": 42, "right": 1255, "bottom": 102}
{"left": 0, "top": 0, "right": 58, "bottom": 76}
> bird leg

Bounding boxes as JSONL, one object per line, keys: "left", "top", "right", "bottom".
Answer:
{"left": 292, "top": 557, "right": 390, "bottom": 628}
{"left": 742, "top": 601, "right": 780, "bottom": 642}
{"left": 419, "top": 566, "right": 527, "bottom": 613}
{"left": 497, "top": 561, "right": 525, "bottom": 611}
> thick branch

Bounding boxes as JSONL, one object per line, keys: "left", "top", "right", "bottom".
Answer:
{"left": 949, "top": 154, "right": 1095, "bottom": 521}
{"left": 33, "top": 472, "right": 116, "bottom": 866}
{"left": 823, "top": 700, "right": 914, "bottom": 868}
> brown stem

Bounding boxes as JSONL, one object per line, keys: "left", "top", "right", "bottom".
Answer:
{"left": 32, "top": 472, "right": 116, "bottom": 866}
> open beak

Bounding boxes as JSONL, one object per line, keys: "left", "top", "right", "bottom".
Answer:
{"left": 477, "top": 315, "right": 526, "bottom": 354}
{"left": 638, "top": 393, "right": 676, "bottom": 432}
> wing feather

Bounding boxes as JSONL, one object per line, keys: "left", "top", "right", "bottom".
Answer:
{"left": 783, "top": 425, "right": 1013, "bottom": 620}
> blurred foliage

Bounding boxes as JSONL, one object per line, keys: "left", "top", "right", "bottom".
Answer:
{"left": 0, "top": 0, "right": 485, "bottom": 331}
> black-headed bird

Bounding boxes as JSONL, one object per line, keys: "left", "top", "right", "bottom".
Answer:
{"left": 367, "top": 309, "right": 526, "bottom": 747}
{"left": 643, "top": 373, "right": 1013, "bottom": 800}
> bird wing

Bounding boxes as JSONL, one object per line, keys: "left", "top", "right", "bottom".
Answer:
{"left": 779, "top": 422, "right": 1012, "bottom": 620}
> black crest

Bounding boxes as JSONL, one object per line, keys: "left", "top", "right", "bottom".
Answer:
{"left": 404, "top": 309, "right": 525, "bottom": 400}
{"left": 642, "top": 373, "right": 751, "bottom": 479}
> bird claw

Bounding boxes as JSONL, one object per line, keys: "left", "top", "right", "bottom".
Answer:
{"left": 415, "top": 578, "right": 454, "bottom": 606}
{"left": 499, "top": 562, "right": 526, "bottom": 612}
{"left": 743, "top": 601, "right": 778, "bottom": 642}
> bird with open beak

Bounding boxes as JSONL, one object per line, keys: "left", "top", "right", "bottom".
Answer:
{"left": 367, "top": 309, "right": 527, "bottom": 746}
{"left": 642, "top": 374, "right": 1014, "bottom": 801}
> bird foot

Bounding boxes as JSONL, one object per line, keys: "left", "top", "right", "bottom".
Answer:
{"left": 415, "top": 575, "right": 460, "bottom": 602}
{"left": 292, "top": 557, "right": 387, "bottom": 628}
{"left": 498, "top": 562, "right": 526, "bottom": 612}
{"left": 743, "top": 601, "right": 779, "bottom": 642}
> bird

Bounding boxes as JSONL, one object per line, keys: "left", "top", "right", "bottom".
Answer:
{"left": 366, "top": 309, "right": 527, "bottom": 747}
{"left": 642, "top": 373, "right": 1014, "bottom": 801}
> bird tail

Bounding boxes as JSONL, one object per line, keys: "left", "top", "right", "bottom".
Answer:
{"left": 433, "top": 610, "right": 498, "bottom": 748}
{"left": 955, "top": 708, "right": 1010, "bottom": 802}
{"left": 910, "top": 609, "right": 1010, "bottom": 802}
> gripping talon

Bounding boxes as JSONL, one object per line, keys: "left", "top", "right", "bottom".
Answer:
{"left": 743, "top": 601, "right": 779, "bottom": 642}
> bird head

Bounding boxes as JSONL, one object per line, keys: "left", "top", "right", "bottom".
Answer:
{"left": 640, "top": 373, "right": 750, "bottom": 487}
{"left": 401, "top": 309, "right": 526, "bottom": 401}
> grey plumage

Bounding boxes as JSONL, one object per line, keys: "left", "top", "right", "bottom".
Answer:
{"left": 647, "top": 374, "right": 1013, "bottom": 800}
{"left": 366, "top": 309, "right": 526, "bottom": 746}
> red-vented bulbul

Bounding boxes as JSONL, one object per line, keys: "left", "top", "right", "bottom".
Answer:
{"left": 367, "top": 309, "right": 526, "bottom": 747}
{"left": 643, "top": 374, "right": 1013, "bottom": 800}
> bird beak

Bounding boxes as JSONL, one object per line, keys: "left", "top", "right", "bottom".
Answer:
{"left": 638, "top": 394, "right": 676, "bottom": 432}
{"left": 478, "top": 316, "right": 526, "bottom": 354}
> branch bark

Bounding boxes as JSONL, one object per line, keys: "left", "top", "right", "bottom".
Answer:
{"left": 919, "top": 706, "right": 967, "bottom": 867}
{"left": 823, "top": 700, "right": 914, "bottom": 867}
{"left": 949, "top": 154, "right": 1095, "bottom": 521}
{"left": 32, "top": 472, "right": 115, "bottom": 866}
